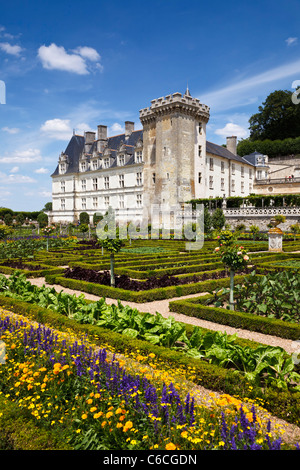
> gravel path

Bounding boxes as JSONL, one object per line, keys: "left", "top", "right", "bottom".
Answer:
{"left": 29, "top": 277, "right": 298, "bottom": 355}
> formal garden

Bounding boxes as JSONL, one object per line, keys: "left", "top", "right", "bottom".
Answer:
{"left": 0, "top": 222, "right": 300, "bottom": 451}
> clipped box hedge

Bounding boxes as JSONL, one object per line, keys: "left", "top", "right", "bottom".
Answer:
{"left": 44, "top": 273, "right": 247, "bottom": 303}
{"left": 169, "top": 295, "right": 300, "bottom": 340}
{"left": 0, "top": 294, "right": 299, "bottom": 426}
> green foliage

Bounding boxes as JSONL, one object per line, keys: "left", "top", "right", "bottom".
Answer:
{"left": 248, "top": 89, "right": 300, "bottom": 141}
{"left": 232, "top": 270, "right": 300, "bottom": 323}
{"left": 211, "top": 208, "right": 225, "bottom": 231}
{"left": 0, "top": 225, "right": 13, "bottom": 240}
{"left": 79, "top": 212, "right": 90, "bottom": 225}
{"left": 37, "top": 212, "right": 48, "bottom": 228}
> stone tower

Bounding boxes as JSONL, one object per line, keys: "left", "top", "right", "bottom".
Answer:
{"left": 139, "top": 88, "right": 210, "bottom": 215}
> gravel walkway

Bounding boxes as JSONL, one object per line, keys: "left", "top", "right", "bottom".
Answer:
{"left": 29, "top": 277, "right": 298, "bottom": 355}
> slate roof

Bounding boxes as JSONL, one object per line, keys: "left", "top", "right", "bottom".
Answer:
{"left": 206, "top": 141, "right": 255, "bottom": 166}
{"left": 51, "top": 129, "right": 143, "bottom": 177}
{"left": 52, "top": 130, "right": 254, "bottom": 177}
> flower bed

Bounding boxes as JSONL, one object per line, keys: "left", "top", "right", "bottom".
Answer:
{"left": 0, "top": 310, "right": 297, "bottom": 450}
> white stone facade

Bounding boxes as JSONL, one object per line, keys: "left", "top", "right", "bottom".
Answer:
{"left": 50, "top": 89, "right": 255, "bottom": 225}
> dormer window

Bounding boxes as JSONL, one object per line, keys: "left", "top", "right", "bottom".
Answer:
{"left": 92, "top": 159, "right": 98, "bottom": 171}
{"left": 59, "top": 163, "right": 66, "bottom": 174}
{"left": 119, "top": 154, "right": 125, "bottom": 166}
{"left": 135, "top": 151, "right": 143, "bottom": 163}
{"left": 80, "top": 161, "right": 86, "bottom": 172}
{"left": 103, "top": 158, "right": 110, "bottom": 168}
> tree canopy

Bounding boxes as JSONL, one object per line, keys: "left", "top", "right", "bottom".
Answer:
{"left": 249, "top": 89, "right": 300, "bottom": 141}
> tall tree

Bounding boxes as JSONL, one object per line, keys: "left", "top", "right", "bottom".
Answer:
{"left": 249, "top": 89, "right": 300, "bottom": 141}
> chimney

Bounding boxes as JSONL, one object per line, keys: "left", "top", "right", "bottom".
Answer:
{"left": 97, "top": 125, "right": 107, "bottom": 141}
{"left": 84, "top": 131, "right": 96, "bottom": 153}
{"left": 97, "top": 125, "right": 108, "bottom": 153}
{"left": 226, "top": 136, "right": 237, "bottom": 156}
{"left": 125, "top": 121, "right": 134, "bottom": 139}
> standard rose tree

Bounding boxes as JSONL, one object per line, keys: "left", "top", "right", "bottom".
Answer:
{"left": 214, "top": 231, "right": 250, "bottom": 310}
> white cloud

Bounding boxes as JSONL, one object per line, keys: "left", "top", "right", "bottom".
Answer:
{"left": 73, "top": 46, "right": 100, "bottom": 62}
{"left": 0, "top": 171, "right": 35, "bottom": 184}
{"left": 10, "top": 166, "right": 19, "bottom": 173}
{"left": 108, "top": 122, "right": 124, "bottom": 135}
{"left": 286, "top": 37, "right": 298, "bottom": 46}
{"left": 0, "top": 42, "right": 23, "bottom": 56}
{"left": 34, "top": 167, "right": 49, "bottom": 174}
{"left": 0, "top": 148, "right": 42, "bottom": 163}
{"left": 1, "top": 126, "right": 20, "bottom": 134}
{"left": 40, "top": 118, "right": 72, "bottom": 140}
{"left": 39, "top": 190, "right": 52, "bottom": 198}
{"left": 215, "top": 122, "right": 249, "bottom": 139}
{"left": 200, "top": 58, "right": 300, "bottom": 111}
{"left": 38, "top": 43, "right": 102, "bottom": 74}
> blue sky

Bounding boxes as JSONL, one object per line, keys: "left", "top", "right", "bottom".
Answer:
{"left": 1, "top": 0, "right": 300, "bottom": 211}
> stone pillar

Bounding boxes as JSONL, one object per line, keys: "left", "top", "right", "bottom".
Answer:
{"left": 268, "top": 219, "right": 283, "bottom": 252}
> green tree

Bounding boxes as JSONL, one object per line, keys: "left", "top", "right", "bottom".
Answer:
{"left": 249, "top": 89, "right": 300, "bottom": 141}
{"left": 203, "top": 207, "right": 212, "bottom": 234}
{"left": 290, "top": 223, "right": 300, "bottom": 241}
{"left": 97, "top": 237, "right": 123, "bottom": 287}
{"left": 37, "top": 212, "right": 48, "bottom": 228}
{"left": 79, "top": 212, "right": 90, "bottom": 225}
{"left": 211, "top": 208, "right": 225, "bottom": 231}
{"left": 43, "top": 202, "right": 52, "bottom": 211}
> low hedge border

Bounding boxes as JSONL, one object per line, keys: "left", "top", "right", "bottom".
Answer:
{"left": 0, "top": 395, "right": 72, "bottom": 450}
{"left": 44, "top": 273, "right": 247, "bottom": 302}
{"left": 0, "top": 295, "right": 299, "bottom": 427}
{"left": 169, "top": 296, "right": 300, "bottom": 340}
{"left": 0, "top": 264, "right": 65, "bottom": 278}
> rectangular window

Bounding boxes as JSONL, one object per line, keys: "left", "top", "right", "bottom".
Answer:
{"left": 209, "top": 175, "right": 213, "bottom": 189}
{"left": 81, "top": 197, "right": 86, "bottom": 210}
{"left": 61, "top": 180, "right": 65, "bottom": 192}
{"left": 93, "top": 197, "right": 98, "bottom": 209}
{"left": 104, "top": 196, "right": 109, "bottom": 207}
{"left": 232, "top": 163, "right": 235, "bottom": 175}
{"left": 198, "top": 123, "right": 202, "bottom": 134}
{"left": 221, "top": 178, "right": 225, "bottom": 191}
{"left": 221, "top": 161, "right": 225, "bottom": 173}
{"left": 241, "top": 166, "right": 244, "bottom": 178}
{"left": 81, "top": 179, "right": 86, "bottom": 191}
{"left": 198, "top": 145, "right": 202, "bottom": 157}
{"left": 104, "top": 176, "right": 109, "bottom": 189}
{"left": 249, "top": 183, "right": 252, "bottom": 193}
{"left": 119, "top": 154, "right": 125, "bottom": 166}
{"left": 92, "top": 160, "right": 98, "bottom": 171}
{"left": 241, "top": 181, "right": 244, "bottom": 193}
{"left": 103, "top": 158, "right": 110, "bottom": 168}
{"left": 61, "top": 198, "right": 65, "bottom": 210}
{"left": 198, "top": 172, "right": 202, "bottom": 184}
{"left": 152, "top": 173, "right": 156, "bottom": 184}
{"left": 136, "top": 151, "right": 142, "bottom": 163}
{"left": 231, "top": 179, "right": 235, "bottom": 192}
{"left": 137, "top": 194, "right": 142, "bottom": 207}
{"left": 93, "top": 178, "right": 98, "bottom": 191}
{"left": 257, "top": 170, "right": 262, "bottom": 180}
{"left": 136, "top": 172, "right": 142, "bottom": 186}
{"left": 80, "top": 162, "right": 86, "bottom": 172}
{"left": 119, "top": 174, "right": 124, "bottom": 188}
{"left": 209, "top": 157, "right": 214, "bottom": 171}
{"left": 119, "top": 194, "right": 124, "bottom": 208}
{"left": 249, "top": 169, "right": 253, "bottom": 179}
{"left": 60, "top": 163, "right": 66, "bottom": 174}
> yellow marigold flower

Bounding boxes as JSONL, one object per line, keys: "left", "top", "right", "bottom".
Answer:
{"left": 90, "top": 407, "right": 97, "bottom": 413}
{"left": 101, "top": 421, "right": 107, "bottom": 427}
{"left": 165, "top": 443, "right": 176, "bottom": 450}
{"left": 81, "top": 413, "right": 88, "bottom": 420}
{"left": 130, "top": 440, "right": 137, "bottom": 446}
{"left": 123, "top": 421, "right": 133, "bottom": 432}
{"left": 87, "top": 398, "right": 93, "bottom": 404}
{"left": 148, "top": 353, "right": 155, "bottom": 359}
{"left": 116, "top": 422, "right": 123, "bottom": 428}
{"left": 106, "top": 411, "right": 113, "bottom": 419}
{"left": 181, "top": 431, "right": 188, "bottom": 438}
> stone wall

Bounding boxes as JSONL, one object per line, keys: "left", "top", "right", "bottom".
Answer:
{"left": 220, "top": 206, "right": 300, "bottom": 231}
